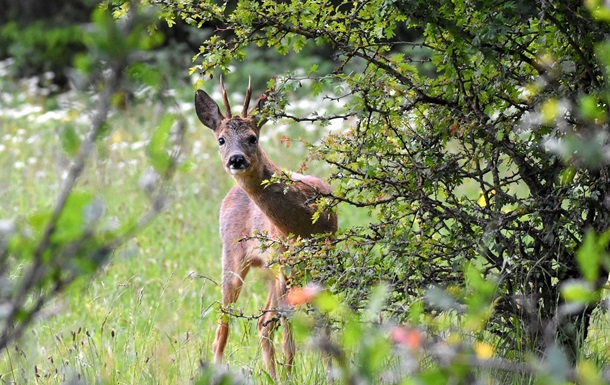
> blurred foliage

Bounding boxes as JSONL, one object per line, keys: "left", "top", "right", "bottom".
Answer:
{"left": 0, "top": 0, "right": 97, "bottom": 87}
{"left": 150, "top": 0, "right": 610, "bottom": 381}
{"left": 0, "top": 0, "right": 201, "bottom": 89}
{"left": 0, "top": 21, "right": 85, "bottom": 86}
{"left": 0, "top": 0, "right": 96, "bottom": 24}
{"left": 0, "top": 2, "right": 187, "bottom": 354}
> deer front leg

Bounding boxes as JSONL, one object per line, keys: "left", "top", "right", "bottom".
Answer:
{"left": 213, "top": 261, "right": 250, "bottom": 365}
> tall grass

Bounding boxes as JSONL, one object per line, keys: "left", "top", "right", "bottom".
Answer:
{"left": 4, "top": 62, "right": 608, "bottom": 385}
{"left": 0, "top": 63, "right": 354, "bottom": 384}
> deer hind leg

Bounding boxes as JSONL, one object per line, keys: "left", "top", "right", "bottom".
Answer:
{"left": 278, "top": 276, "right": 295, "bottom": 372}
{"left": 281, "top": 317, "right": 295, "bottom": 371}
{"left": 258, "top": 279, "right": 279, "bottom": 379}
{"left": 258, "top": 274, "right": 295, "bottom": 379}
{"left": 213, "top": 260, "right": 250, "bottom": 365}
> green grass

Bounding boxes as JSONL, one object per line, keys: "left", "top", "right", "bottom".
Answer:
{"left": 3, "top": 66, "right": 610, "bottom": 385}
{"left": 0, "top": 70, "right": 355, "bottom": 384}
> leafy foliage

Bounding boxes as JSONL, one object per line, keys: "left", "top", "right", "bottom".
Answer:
{"left": 0, "top": 20, "right": 86, "bottom": 86}
{"left": 0, "top": 3, "right": 186, "bottom": 353}
{"left": 157, "top": 0, "right": 610, "bottom": 370}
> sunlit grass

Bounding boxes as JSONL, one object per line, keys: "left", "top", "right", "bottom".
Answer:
{"left": 3, "top": 61, "right": 608, "bottom": 385}
{"left": 0, "top": 63, "right": 355, "bottom": 384}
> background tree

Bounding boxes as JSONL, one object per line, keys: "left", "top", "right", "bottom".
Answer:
{"left": 0, "top": 0, "right": 199, "bottom": 89}
{"left": 155, "top": 0, "right": 610, "bottom": 363}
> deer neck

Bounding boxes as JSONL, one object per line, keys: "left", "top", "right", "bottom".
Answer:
{"left": 232, "top": 150, "right": 302, "bottom": 234}
{"left": 230, "top": 148, "right": 335, "bottom": 239}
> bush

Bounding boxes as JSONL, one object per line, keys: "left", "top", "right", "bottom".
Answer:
{"left": 156, "top": 0, "right": 610, "bottom": 369}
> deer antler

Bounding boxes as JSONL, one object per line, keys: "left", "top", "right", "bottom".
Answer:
{"left": 242, "top": 76, "right": 252, "bottom": 118}
{"left": 220, "top": 75, "right": 232, "bottom": 118}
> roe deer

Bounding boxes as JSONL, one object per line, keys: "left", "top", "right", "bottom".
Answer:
{"left": 194, "top": 77, "right": 338, "bottom": 379}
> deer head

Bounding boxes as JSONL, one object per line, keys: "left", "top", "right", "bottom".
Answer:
{"left": 195, "top": 77, "right": 270, "bottom": 176}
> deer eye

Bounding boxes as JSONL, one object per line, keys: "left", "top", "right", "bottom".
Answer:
{"left": 218, "top": 137, "right": 225, "bottom": 146}
{"left": 248, "top": 135, "right": 258, "bottom": 145}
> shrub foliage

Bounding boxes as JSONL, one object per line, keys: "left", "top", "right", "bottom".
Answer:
{"left": 154, "top": 0, "right": 610, "bottom": 363}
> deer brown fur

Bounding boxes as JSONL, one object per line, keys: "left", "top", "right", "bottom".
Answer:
{"left": 194, "top": 78, "right": 338, "bottom": 379}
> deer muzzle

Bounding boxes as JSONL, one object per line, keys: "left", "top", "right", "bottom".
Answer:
{"left": 227, "top": 154, "right": 249, "bottom": 174}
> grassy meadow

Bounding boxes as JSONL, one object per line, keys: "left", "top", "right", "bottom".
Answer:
{"left": 3, "top": 58, "right": 610, "bottom": 385}
{"left": 0, "top": 61, "right": 356, "bottom": 384}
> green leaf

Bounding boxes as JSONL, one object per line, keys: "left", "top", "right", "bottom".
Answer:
{"left": 292, "top": 34, "right": 306, "bottom": 53}
{"left": 560, "top": 280, "right": 596, "bottom": 303}
{"left": 576, "top": 231, "right": 601, "bottom": 283}
{"left": 341, "top": 318, "right": 363, "bottom": 350}
{"left": 61, "top": 125, "right": 81, "bottom": 156}
{"left": 579, "top": 94, "right": 606, "bottom": 122}
{"left": 559, "top": 167, "right": 576, "bottom": 186}
{"left": 314, "top": 290, "right": 340, "bottom": 313}
{"left": 540, "top": 98, "right": 559, "bottom": 124}
{"left": 148, "top": 114, "right": 175, "bottom": 174}
{"left": 88, "top": 7, "right": 127, "bottom": 59}
{"left": 408, "top": 300, "right": 424, "bottom": 324}
{"left": 95, "top": 121, "right": 112, "bottom": 141}
{"left": 359, "top": 335, "right": 392, "bottom": 381}
{"left": 420, "top": 367, "right": 449, "bottom": 384}
{"left": 73, "top": 52, "right": 93, "bottom": 75}
{"left": 290, "top": 312, "right": 315, "bottom": 343}
{"left": 128, "top": 62, "right": 162, "bottom": 87}
{"left": 587, "top": 0, "right": 610, "bottom": 22}
{"left": 52, "top": 191, "right": 95, "bottom": 244}
{"left": 311, "top": 80, "right": 323, "bottom": 96}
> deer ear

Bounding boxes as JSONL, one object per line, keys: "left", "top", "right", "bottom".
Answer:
{"left": 249, "top": 94, "right": 269, "bottom": 129}
{"left": 195, "top": 90, "right": 224, "bottom": 131}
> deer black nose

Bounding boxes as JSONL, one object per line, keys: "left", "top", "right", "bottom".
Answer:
{"left": 228, "top": 154, "right": 247, "bottom": 169}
